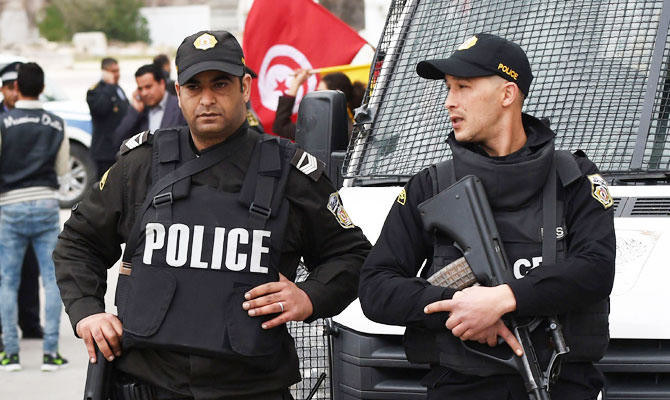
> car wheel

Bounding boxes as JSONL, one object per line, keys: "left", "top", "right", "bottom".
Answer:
{"left": 57, "top": 142, "right": 95, "bottom": 209}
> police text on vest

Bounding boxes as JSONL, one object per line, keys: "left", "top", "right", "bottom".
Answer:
{"left": 143, "top": 223, "right": 271, "bottom": 273}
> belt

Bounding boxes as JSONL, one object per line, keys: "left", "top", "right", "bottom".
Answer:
{"left": 113, "top": 372, "right": 190, "bottom": 400}
{"left": 112, "top": 373, "right": 293, "bottom": 400}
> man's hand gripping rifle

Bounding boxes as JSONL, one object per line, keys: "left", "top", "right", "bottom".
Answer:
{"left": 417, "top": 175, "right": 569, "bottom": 400}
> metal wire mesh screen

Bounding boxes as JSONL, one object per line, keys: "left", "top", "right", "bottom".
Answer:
{"left": 343, "top": 0, "right": 670, "bottom": 180}
{"left": 288, "top": 263, "right": 330, "bottom": 400}
{"left": 646, "top": 30, "right": 670, "bottom": 170}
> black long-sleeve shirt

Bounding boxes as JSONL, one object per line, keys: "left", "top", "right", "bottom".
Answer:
{"left": 359, "top": 145, "right": 615, "bottom": 332}
{"left": 54, "top": 123, "right": 371, "bottom": 397}
{"left": 358, "top": 130, "right": 615, "bottom": 398}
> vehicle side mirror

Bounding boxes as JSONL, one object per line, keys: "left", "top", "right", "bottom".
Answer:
{"left": 295, "top": 90, "right": 348, "bottom": 187}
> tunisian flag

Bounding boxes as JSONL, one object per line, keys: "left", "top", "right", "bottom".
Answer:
{"left": 243, "top": 0, "right": 367, "bottom": 133}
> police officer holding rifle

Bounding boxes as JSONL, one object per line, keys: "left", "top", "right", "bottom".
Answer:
{"left": 54, "top": 30, "right": 370, "bottom": 400}
{"left": 358, "top": 33, "right": 615, "bottom": 399}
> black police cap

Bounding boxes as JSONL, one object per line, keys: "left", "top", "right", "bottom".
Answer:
{"left": 0, "top": 61, "right": 23, "bottom": 84}
{"left": 175, "top": 30, "right": 246, "bottom": 85}
{"left": 416, "top": 33, "right": 533, "bottom": 96}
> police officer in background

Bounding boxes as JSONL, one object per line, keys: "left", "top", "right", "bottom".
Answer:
{"left": 358, "top": 34, "right": 615, "bottom": 399}
{"left": 87, "top": 57, "right": 129, "bottom": 179}
{"left": 1, "top": 62, "right": 22, "bottom": 112}
{"left": 54, "top": 30, "right": 370, "bottom": 399}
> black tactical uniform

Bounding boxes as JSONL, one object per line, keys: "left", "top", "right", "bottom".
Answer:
{"left": 54, "top": 122, "right": 371, "bottom": 398}
{"left": 359, "top": 114, "right": 615, "bottom": 399}
{"left": 86, "top": 80, "right": 129, "bottom": 178}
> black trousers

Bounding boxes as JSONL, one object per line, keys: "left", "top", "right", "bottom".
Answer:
{"left": 0, "top": 244, "right": 42, "bottom": 348}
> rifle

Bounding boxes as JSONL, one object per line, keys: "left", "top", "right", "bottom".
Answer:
{"left": 83, "top": 346, "right": 113, "bottom": 400}
{"left": 418, "top": 175, "right": 569, "bottom": 400}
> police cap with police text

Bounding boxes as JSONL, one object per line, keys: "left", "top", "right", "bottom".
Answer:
{"left": 175, "top": 30, "right": 246, "bottom": 85}
{"left": 416, "top": 33, "right": 533, "bottom": 95}
{"left": 0, "top": 61, "right": 22, "bottom": 85}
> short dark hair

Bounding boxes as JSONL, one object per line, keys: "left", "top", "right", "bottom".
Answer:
{"left": 101, "top": 57, "right": 118, "bottom": 70}
{"left": 321, "top": 72, "right": 364, "bottom": 111}
{"left": 17, "top": 62, "right": 44, "bottom": 98}
{"left": 135, "top": 64, "right": 164, "bottom": 83}
{"left": 153, "top": 54, "right": 170, "bottom": 68}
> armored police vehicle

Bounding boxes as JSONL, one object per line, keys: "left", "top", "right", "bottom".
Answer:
{"left": 290, "top": 0, "right": 670, "bottom": 399}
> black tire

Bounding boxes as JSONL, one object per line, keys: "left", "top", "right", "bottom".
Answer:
{"left": 57, "top": 141, "right": 95, "bottom": 209}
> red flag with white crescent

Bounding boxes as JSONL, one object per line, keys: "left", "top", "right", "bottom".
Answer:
{"left": 243, "top": 0, "right": 367, "bottom": 134}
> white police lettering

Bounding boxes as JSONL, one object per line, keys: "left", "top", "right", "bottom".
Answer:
{"left": 250, "top": 230, "right": 271, "bottom": 273}
{"left": 226, "top": 228, "right": 249, "bottom": 271}
{"left": 143, "top": 223, "right": 165, "bottom": 264}
{"left": 556, "top": 226, "right": 564, "bottom": 239}
{"left": 142, "top": 223, "right": 271, "bottom": 274}
{"left": 211, "top": 227, "right": 226, "bottom": 270}
{"left": 167, "top": 224, "right": 190, "bottom": 267}
{"left": 513, "top": 256, "right": 543, "bottom": 279}
{"left": 190, "top": 225, "right": 208, "bottom": 269}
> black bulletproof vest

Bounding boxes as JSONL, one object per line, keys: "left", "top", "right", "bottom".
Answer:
{"left": 0, "top": 108, "right": 64, "bottom": 193}
{"left": 115, "top": 128, "right": 295, "bottom": 365}
{"left": 404, "top": 145, "right": 610, "bottom": 377}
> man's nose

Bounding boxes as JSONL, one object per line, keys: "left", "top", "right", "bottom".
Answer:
{"left": 200, "top": 87, "right": 216, "bottom": 105}
{"left": 444, "top": 90, "right": 455, "bottom": 110}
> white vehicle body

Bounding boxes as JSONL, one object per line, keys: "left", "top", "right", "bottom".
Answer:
{"left": 335, "top": 186, "right": 670, "bottom": 340}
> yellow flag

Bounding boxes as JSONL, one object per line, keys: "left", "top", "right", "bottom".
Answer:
{"left": 312, "top": 64, "right": 371, "bottom": 85}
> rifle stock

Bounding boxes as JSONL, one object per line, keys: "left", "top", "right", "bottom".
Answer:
{"left": 418, "top": 175, "right": 560, "bottom": 400}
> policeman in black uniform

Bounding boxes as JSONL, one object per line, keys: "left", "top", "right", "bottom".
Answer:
{"left": 358, "top": 34, "right": 615, "bottom": 400}
{"left": 54, "top": 30, "right": 370, "bottom": 399}
{"left": 86, "top": 57, "right": 130, "bottom": 179}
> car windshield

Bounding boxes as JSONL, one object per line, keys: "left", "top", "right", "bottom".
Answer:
{"left": 344, "top": 0, "right": 670, "bottom": 182}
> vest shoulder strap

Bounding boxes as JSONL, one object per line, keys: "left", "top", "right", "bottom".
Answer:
{"left": 555, "top": 150, "right": 583, "bottom": 187}
{"left": 120, "top": 130, "right": 153, "bottom": 155}
{"left": 238, "top": 134, "right": 294, "bottom": 229}
{"left": 290, "top": 148, "right": 325, "bottom": 182}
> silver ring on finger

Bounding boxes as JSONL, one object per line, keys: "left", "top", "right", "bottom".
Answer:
{"left": 278, "top": 302, "right": 284, "bottom": 313}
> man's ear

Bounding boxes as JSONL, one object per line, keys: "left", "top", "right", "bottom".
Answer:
{"left": 501, "top": 82, "right": 519, "bottom": 108}
{"left": 175, "top": 83, "right": 181, "bottom": 108}
{"left": 242, "top": 74, "right": 252, "bottom": 102}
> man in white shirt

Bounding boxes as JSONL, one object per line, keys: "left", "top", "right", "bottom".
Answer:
{"left": 115, "top": 64, "right": 186, "bottom": 145}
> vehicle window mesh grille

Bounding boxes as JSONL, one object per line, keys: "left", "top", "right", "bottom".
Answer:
{"left": 343, "top": 0, "right": 668, "bottom": 179}
{"left": 289, "top": 263, "right": 330, "bottom": 400}
{"left": 646, "top": 32, "right": 670, "bottom": 170}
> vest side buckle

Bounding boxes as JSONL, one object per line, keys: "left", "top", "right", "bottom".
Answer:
{"left": 249, "top": 202, "right": 271, "bottom": 218}
{"left": 153, "top": 192, "right": 173, "bottom": 207}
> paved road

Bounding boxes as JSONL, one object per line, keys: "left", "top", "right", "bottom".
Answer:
{"left": 0, "top": 209, "right": 120, "bottom": 400}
